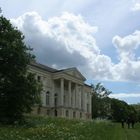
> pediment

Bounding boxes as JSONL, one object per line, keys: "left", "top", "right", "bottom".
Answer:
{"left": 63, "top": 68, "right": 86, "bottom": 81}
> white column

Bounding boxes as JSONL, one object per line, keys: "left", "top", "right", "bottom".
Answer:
{"left": 81, "top": 86, "right": 84, "bottom": 110}
{"left": 68, "top": 81, "right": 72, "bottom": 107}
{"left": 76, "top": 83, "right": 80, "bottom": 109}
{"left": 51, "top": 81, "right": 55, "bottom": 107}
{"left": 60, "top": 78, "right": 64, "bottom": 106}
{"left": 73, "top": 86, "right": 76, "bottom": 108}
{"left": 79, "top": 86, "right": 81, "bottom": 109}
{"left": 89, "top": 93, "right": 92, "bottom": 114}
{"left": 72, "top": 88, "right": 74, "bottom": 108}
{"left": 83, "top": 90, "right": 87, "bottom": 112}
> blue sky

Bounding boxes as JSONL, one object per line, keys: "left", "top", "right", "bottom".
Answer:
{"left": 1, "top": 0, "right": 140, "bottom": 104}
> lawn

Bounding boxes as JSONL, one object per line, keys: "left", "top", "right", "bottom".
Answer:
{"left": 0, "top": 116, "right": 140, "bottom": 140}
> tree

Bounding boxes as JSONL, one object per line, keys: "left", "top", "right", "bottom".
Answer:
{"left": 91, "top": 83, "right": 137, "bottom": 122}
{"left": 91, "top": 83, "right": 112, "bottom": 119}
{"left": 110, "top": 98, "right": 136, "bottom": 122}
{"left": 131, "top": 104, "right": 140, "bottom": 122}
{"left": 92, "top": 92, "right": 100, "bottom": 118}
{"left": 0, "top": 16, "right": 42, "bottom": 124}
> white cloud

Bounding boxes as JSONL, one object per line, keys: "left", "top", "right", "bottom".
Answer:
{"left": 112, "top": 31, "right": 140, "bottom": 82}
{"left": 11, "top": 11, "right": 111, "bottom": 79}
{"left": 131, "top": 0, "right": 140, "bottom": 11}
{"left": 109, "top": 93, "right": 140, "bottom": 104}
{"left": 109, "top": 93, "right": 140, "bottom": 98}
{"left": 11, "top": 12, "right": 140, "bottom": 82}
{"left": 113, "top": 31, "right": 140, "bottom": 60}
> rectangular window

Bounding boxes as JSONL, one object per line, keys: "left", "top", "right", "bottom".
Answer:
{"left": 80, "top": 112, "right": 82, "bottom": 118}
{"left": 66, "top": 110, "right": 69, "bottom": 117}
{"left": 73, "top": 111, "right": 76, "bottom": 118}
{"left": 47, "top": 110, "right": 50, "bottom": 116}
{"left": 37, "top": 75, "right": 41, "bottom": 82}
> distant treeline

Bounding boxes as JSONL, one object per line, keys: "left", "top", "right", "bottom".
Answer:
{"left": 91, "top": 83, "right": 140, "bottom": 122}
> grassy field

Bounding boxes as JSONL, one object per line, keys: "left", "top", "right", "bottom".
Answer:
{"left": 0, "top": 116, "right": 140, "bottom": 140}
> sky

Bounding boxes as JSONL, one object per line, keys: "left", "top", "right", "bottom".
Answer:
{"left": 1, "top": 0, "right": 140, "bottom": 104}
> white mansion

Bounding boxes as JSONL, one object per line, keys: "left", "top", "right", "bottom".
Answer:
{"left": 29, "top": 62, "right": 92, "bottom": 120}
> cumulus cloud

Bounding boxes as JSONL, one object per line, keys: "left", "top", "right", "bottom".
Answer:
{"left": 11, "top": 12, "right": 140, "bottom": 82}
{"left": 113, "top": 31, "right": 140, "bottom": 60}
{"left": 112, "top": 31, "right": 140, "bottom": 81}
{"left": 11, "top": 12, "right": 113, "bottom": 79}
{"left": 11, "top": 12, "right": 99, "bottom": 60}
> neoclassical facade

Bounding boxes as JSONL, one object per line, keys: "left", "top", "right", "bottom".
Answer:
{"left": 29, "top": 62, "right": 92, "bottom": 120}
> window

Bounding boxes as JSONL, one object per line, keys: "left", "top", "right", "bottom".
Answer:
{"left": 66, "top": 110, "right": 69, "bottom": 117}
{"left": 46, "top": 91, "right": 50, "bottom": 105}
{"left": 80, "top": 112, "right": 82, "bottom": 118}
{"left": 47, "top": 110, "right": 50, "bottom": 116}
{"left": 37, "top": 75, "right": 41, "bottom": 82}
{"left": 73, "top": 111, "right": 76, "bottom": 118}
{"left": 54, "top": 109, "right": 57, "bottom": 116}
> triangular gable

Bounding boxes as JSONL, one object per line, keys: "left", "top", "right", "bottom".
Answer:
{"left": 62, "top": 67, "right": 86, "bottom": 81}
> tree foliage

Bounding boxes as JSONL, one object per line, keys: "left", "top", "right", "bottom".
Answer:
{"left": 0, "top": 16, "right": 42, "bottom": 124}
{"left": 91, "top": 83, "right": 137, "bottom": 122}
{"left": 131, "top": 104, "right": 140, "bottom": 122}
{"left": 110, "top": 98, "right": 136, "bottom": 122}
{"left": 91, "top": 83, "right": 112, "bottom": 119}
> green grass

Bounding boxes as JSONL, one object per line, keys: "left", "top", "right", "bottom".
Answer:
{"left": 0, "top": 116, "right": 140, "bottom": 140}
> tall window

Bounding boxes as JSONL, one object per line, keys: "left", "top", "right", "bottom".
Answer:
{"left": 55, "top": 109, "right": 57, "bottom": 116}
{"left": 37, "top": 75, "right": 41, "bottom": 82}
{"left": 47, "top": 110, "right": 50, "bottom": 116}
{"left": 46, "top": 91, "right": 50, "bottom": 105}
{"left": 73, "top": 111, "right": 76, "bottom": 118}
{"left": 66, "top": 110, "right": 69, "bottom": 117}
{"left": 80, "top": 112, "right": 82, "bottom": 118}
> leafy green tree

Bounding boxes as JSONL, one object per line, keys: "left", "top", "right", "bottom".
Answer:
{"left": 110, "top": 98, "right": 136, "bottom": 122}
{"left": 0, "top": 15, "right": 42, "bottom": 124}
{"left": 91, "top": 83, "right": 112, "bottom": 119}
{"left": 131, "top": 104, "right": 140, "bottom": 122}
{"left": 110, "top": 99, "right": 127, "bottom": 121}
{"left": 91, "top": 83, "right": 137, "bottom": 122}
{"left": 92, "top": 92, "right": 100, "bottom": 118}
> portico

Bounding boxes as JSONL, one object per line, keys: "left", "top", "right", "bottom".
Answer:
{"left": 29, "top": 62, "right": 92, "bottom": 120}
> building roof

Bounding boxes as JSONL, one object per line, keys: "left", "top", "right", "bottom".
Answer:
{"left": 30, "top": 61, "right": 58, "bottom": 73}
{"left": 59, "top": 67, "right": 86, "bottom": 81}
{"left": 84, "top": 83, "right": 92, "bottom": 88}
{"left": 30, "top": 61, "right": 86, "bottom": 81}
